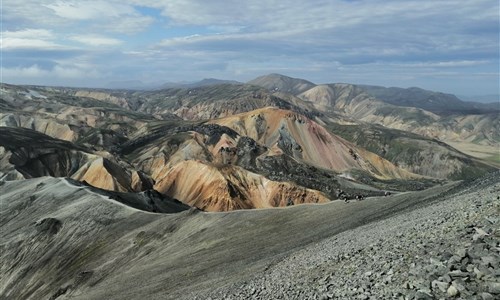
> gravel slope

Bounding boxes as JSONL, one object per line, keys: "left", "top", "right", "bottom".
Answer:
{"left": 1, "top": 173, "right": 498, "bottom": 300}
{"left": 199, "top": 172, "right": 499, "bottom": 299}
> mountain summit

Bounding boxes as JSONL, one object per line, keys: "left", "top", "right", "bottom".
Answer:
{"left": 248, "top": 73, "right": 316, "bottom": 95}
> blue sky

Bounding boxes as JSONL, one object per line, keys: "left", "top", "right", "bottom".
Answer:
{"left": 1, "top": 0, "right": 499, "bottom": 96}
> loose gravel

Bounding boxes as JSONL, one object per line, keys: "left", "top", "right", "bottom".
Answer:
{"left": 201, "top": 172, "right": 499, "bottom": 299}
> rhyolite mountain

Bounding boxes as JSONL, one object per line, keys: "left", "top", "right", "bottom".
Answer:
{"left": 248, "top": 73, "right": 316, "bottom": 95}
{"left": 0, "top": 76, "right": 498, "bottom": 211}
{"left": 248, "top": 74, "right": 499, "bottom": 164}
{"left": 356, "top": 85, "right": 498, "bottom": 115}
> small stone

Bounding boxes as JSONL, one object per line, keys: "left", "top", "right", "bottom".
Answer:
{"left": 406, "top": 290, "right": 416, "bottom": 299}
{"left": 431, "top": 280, "right": 449, "bottom": 293}
{"left": 456, "top": 249, "right": 467, "bottom": 259}
{"left": 415, "top": 290, "right": 433, "bottom": 300}
{"left": 442, "top": 274, "right": 452, "bottom": 283}
{"left": 364, "top": 271, "right": 372, "bottom": 277}
{"left": 481, "top": 256, "right": 497, "bottom": 267}
{"left": 485, "top": 217, "right": 496, "bottom": 224}
{"left": 447, "top": 285, "right": 459, "bottom": 297}
{"left": 448, "top": 270, "right": 469, "bottom": 278}
{"left": 449, "top": 255, "right": 462, "bottom": 264}
{"left": 452, "top": 280, "right": 466, "bottom": 292}
{"left": 430, "top": 257, "right": 444, "bottom": 265}
{"left": 481, "top": 292, "right": 494, "bottom": 300}
{"left": 473, "top": 228, "right": 489, "bottom": 241}
{"left": 486, "top": 281, "right": 500, "bottom": 294}
{"left": 474, "top": 267, "right": 485, "bottom": 279}
{"left": 466, "top": 264, "right": 475, "bottom": 272}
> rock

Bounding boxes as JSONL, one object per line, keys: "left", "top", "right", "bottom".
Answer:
{"left": 480, "top": 256, "right": 497, "bottom": 267}
{"left": 474, "top": 267, "right": 485, "bottom": 279}
{"left": 473, "top": 228, "right": 489, "bottom": 241}
{"left": 448, "top": 270, "right": 469, "bottom": 278}
{"left": 36, "top": 217, "right": 63, "bottom": 235}
{"left": 415, "top": 290, "right": 433, "bottom": 299}
{"left": 451, "top": 280, "right": 466, "bottom": 292}
{"left": 319, "top": 293, "right": 329, "bottom": 300}
{"left": 430, "top": 257, "right": 444, "bottom": 266}
{"left": 481, "top": 292, "right": 495, "bottom": 300}
{"left": 456, "top": 248, "right": 468, "bottom": 259}
{"left": 359, "top": 294, "right": 369, "bottom": 300}
{"left": 431, "top": 280, "right": 449, "bottom": 293}
{"left": 405, "top": 290, "right": 417, "bottom": 300}
{"left": 466, "top": 264, "right": 475, "bottom": 272}
{"left": 442, "top": 274, "right": 452, "bottom": 283}
{"left": 486, "top": 281, "right": 500, "bottom": 294}
{"left": 448, "top": 255, "right": 462, "bottom": 265}
{"left": 447, "top": 285, "right": 459, "bottom": 297}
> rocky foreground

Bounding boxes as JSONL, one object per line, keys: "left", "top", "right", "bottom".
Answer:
{"left": 199, "top": 172, "right": 500, "bottom": 300}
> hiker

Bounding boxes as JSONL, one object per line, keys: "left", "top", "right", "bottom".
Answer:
{"left": 336, "top": 189, "right": 348, "bottom": 202}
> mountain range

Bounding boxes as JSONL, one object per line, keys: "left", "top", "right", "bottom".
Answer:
{"left": 1, "top": 73, "right": 499, "bottom": 299}
{"left": 1, "top": 74, "right": 498, "bottom": 209}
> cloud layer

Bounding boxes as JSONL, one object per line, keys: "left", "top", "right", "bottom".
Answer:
{"left": 2, "top": 0, "right": 499, "bottom": 95}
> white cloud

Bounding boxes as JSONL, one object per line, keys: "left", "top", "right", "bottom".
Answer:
{"left": 4, "top": 1, "right": 154, "bottom": 34}
{"left": 1, "top": 38, "right": 60, "bottom": 50}
{"left": 70, "top": 35, "right": 123, "bottom": 47}
{"left": 124, "top": 0, "right": 495, "bottom": 32}
{"left": 101, "top": 15, "right": 155, "bottom": 34}
{"left": 45, "top": 1, "right": 135, "bottom": 20}
{"left": 42, "top": 1, "right": 155, "bottom": 34}
{"left": 1, "top": 0, "right": 498, "bottom": 94}
{"left": 404, "top": 60, "right": 490, "bottom": 68}
{"left": 0, "top": 29, "right": 66, "bottom": 50}
{"left": 2, "top": 64, "right": 100, "bottom": 79}
{"left": 2, "top": 28, "right": 54, "bottom": 39}
{"left": 1, "top": 63, "right": 103, "bottom": 86}
{"left": 2, "top": 65, "right": 49, "bottom": 78}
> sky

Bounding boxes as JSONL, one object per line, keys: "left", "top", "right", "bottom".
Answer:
{"left": 1, "top": 0, "right": 499, "bottom": 96}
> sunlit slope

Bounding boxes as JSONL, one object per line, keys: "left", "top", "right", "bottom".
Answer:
{"left": 298, "top": 83, "right": 499, "bottom": 148}
{"left": 154, "top": 160, "right": 328, "bottom": 211}
{"left": 212, "top": 107, "right": 416, "bottom": 180}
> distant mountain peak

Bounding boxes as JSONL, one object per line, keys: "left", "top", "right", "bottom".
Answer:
{"left": 159, "top": 78, "right": 242, "bottom": 90}
{"left": 247, "top": 73, "right": 316, "bottom": 95}
{"left": 106, "top": 80, "right": 147, "bottom": 90}
{"left": 356, "top": 84, "right": 498, "bottom": 115}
